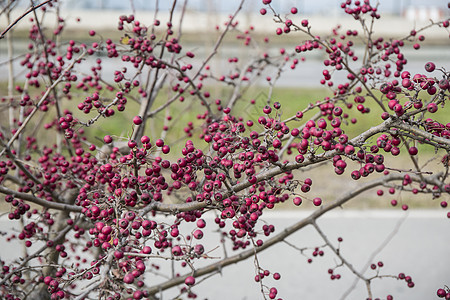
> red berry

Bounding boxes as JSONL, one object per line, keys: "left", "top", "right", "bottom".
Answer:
{"left": 123, "top": 273, "right": 135, "bottom": 284}
{"left": 424, "top": 62, "right": 436, "bottom": 72}
{"left": 408, "top": 147, "right": 418, "bottom": 155}
{"left": 162, "top": 145, "right": 170, "bottom": 154}
{"left": 141, "top": 135, "right": 150, "bottom": 144}
{"left": 437, "top": 288, "right": 447, "bottom": 298}
{"left": 313, "top": 197, "right": 322, "bottom": 206}
{"left": 185, "top": 276, "right": 195, "bottom": 286}
{"left": 103, "top": 135, "right": 113, "bottom": 144}
{"left": 133, "top": 116, "right": 143, "bottom": 125}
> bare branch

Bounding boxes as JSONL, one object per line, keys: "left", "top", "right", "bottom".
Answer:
{"left": 0, "top": 186, "right": 82, "bottom": 212}
{"left": 0, "top": 222, "right": 74, "bottom": 286}
{"left": 0, "top": 50, "right": 87, "bottom": 157}
{"left": 312, "top": 221, "right": 372, "bottom": 299}
{"left": 147, "top": 172, "right": 441, "bottom": 294}
{"left": 0, "top": 0, "right": 53, "bottom": 39}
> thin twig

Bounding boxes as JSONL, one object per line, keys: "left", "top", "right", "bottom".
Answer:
{"left": 0, "top": 223, "right": 74, "bottom": 286}
{"left": 0, "top": 0, "right": 53, "bottom": 39}
{"left": 146, "top": 172, "right": 442, "bottom": 295}
{"left": 340, "top": 215, "right": 407, "bottom": 300}
{"left": 0, "top": 186, "right": 82, "bottom": 212}
{"left": 312, "top": 221, "right": 372, "bottom": 299}
{"left": 0, "top": 50, "right": 87, "bottom": 157}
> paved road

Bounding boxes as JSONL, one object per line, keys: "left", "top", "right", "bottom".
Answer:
{"left": 1, "top": 210, "right": 448, "bottom": 299}
{"left": 152, "top": 210, "right": 450, "bottom": 300}
{"left": 2, "top": 44, "right": 448, "bottom": 88}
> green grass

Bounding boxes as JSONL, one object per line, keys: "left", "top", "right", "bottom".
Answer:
{"left": 1, "top": 81, "right": 446, "bottom": 158}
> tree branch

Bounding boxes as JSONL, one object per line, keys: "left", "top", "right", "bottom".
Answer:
{"left": 0, "top": 0, "right": 53, "bottom": 39}
{"left": 312, "top": 221, "right": 372, "bottom": 299}
{"left": 0, "top": 50, "right": 86, "bottom": 157}
{"left": 391, "top": 118, "right": 450, "bottom": 150}
{"left": 0, "top": 222, "right": 74, "bottom": 286}
{"left": 147, "top": 172, "right": 440, "bottom": 294}
{"left": 0, "top": 186, "right": 82, "bottom": 212}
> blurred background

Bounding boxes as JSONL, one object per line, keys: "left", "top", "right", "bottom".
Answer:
{"left": 1, "top": 1, "right": 449, "bottom": 299}
{"left": 2, "top": 0, "right": 449, "bottom": 85}
{"left": 3, "top": 0, "right": 449, "bottom": 36}
{"left": 59, "top": 0, "right": 447, "bottom": 17}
